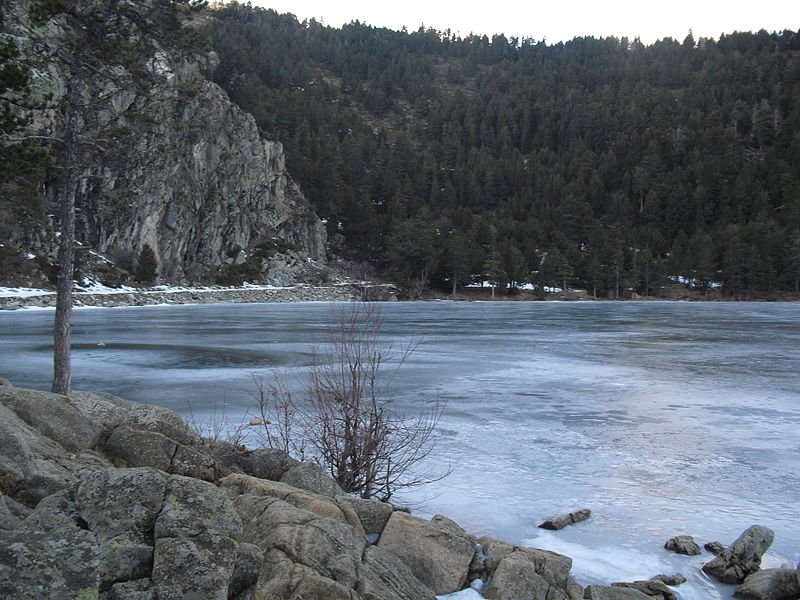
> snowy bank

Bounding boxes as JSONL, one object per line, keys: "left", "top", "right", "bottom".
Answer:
{"left": 0, "top": 281, "right": 399, "bottom": 310}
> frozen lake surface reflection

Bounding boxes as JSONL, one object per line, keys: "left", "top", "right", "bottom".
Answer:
{"left": 2, "top": 301, "right": 798, "bottom": 599}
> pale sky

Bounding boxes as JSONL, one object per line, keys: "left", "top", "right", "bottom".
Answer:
{"left": 248, "top": 1, "right": 798, "bottom": 44}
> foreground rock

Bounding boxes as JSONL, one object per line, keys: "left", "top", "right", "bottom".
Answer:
{"left": 611, "top": 579, "right": 677, "bottom": 600}
{"left": 583, "top": 584, "right": 652, "bottom": 599}
{"left": 478, "top": 537, "right": 584, "bottom": 600}
{"left": 0, "top": 467, "right": 258, "bottom": 600}
{"left": 664, "top": 535, "right": 701, "bottom": 556}
{"left": 702, "top": 525, "right": 775, "bottom": 584}
{"left": 5, "top": 381, "right": 783, "bottom": 600}
{"left": 0, "top": 382, "right": 585, "bottom": 599}
{"left": 650, "top": 574, "right": 686, "bottom": 586}
{"left": 377, "top": 512, "right": 476, "bottom": 595}
{"left": 539, "top": 508, "right": 592, "bottom": 530}
{"left": 733, "top": 568, "right": 800, "bottom": 600}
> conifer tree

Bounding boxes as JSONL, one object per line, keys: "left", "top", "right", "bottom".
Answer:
{"left": 135, "top": 243, "right": 158, "bottom": 285}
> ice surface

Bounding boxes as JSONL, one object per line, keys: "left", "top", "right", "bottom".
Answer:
{"left": 1, "top": 301, "right": 798, "bottom": 600}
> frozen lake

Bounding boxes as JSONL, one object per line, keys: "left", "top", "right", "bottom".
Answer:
{"left": 1, "top": 301, "right": 798, "bottom": 599}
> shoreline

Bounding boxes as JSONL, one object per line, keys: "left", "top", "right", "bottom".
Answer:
{"left": 0, "top": 282, "right": 397, "bottom": 311}
{"left": 2, "top": 282, "right": 799, "bottom": 311}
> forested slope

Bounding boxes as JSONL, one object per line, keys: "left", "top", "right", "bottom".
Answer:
{"left": 206, "top": 4, "right": 800, "bottom": 297}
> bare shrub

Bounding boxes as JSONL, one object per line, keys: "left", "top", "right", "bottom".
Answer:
{"left": 250, "top": 374, "right": 305, "bottom": 459}
{"left": 299, "top": 303, "right": 447, "bottom": 502}
{"left": 185, "top": 398, "right": 247, "bottom": 452}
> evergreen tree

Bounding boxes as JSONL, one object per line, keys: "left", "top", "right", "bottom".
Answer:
{"left": 92, "top": 8, "right": 800, "bottom": 295}
{"left": 135, "top": 244, "right": 158, "bottom": 285}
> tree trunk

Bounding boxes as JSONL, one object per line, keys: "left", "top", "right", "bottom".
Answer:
{"left": 52, "top": 69, "right": 81, "bottom": 395}
{"left": 451, "top": 273, "right": 457, "bottom": 298}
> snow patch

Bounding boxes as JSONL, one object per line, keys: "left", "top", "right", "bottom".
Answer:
{"left": 669, "top": 274, "right": 722, "bottom": 289}
{"left": 0, "top": 287, "right": 55, "bottom": 298}
{"left": 436, "top": 589, "right": 483, "bottom": 600}
{"left": 522, "top": 532, "right": 671, "bottom": 584}
{"left": 1, "top": 282, "right": 311, "bottom": 300}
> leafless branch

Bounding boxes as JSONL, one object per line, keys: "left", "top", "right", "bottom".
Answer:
{"left": 300, "top": 303, "right": 448, "bottom": 501}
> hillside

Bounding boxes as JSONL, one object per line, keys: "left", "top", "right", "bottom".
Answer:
{"left": 2, "top": 1, "right": 799, "bottom": 298}
{"left": 204, "top": 4, "right": 800, "bottom": 298}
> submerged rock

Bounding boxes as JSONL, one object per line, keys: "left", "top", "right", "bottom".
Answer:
{"left": 539, "top": 508, "right": 592, "bottom": 530}
{"left": 650, "top": 574, "right": 686, "bottom": 586}
{"left": 702, "top": 525, "right": 775, "bottom": 584}
{"left": 664, "top": 535, "right": 701, "bottom": 556}
{"left": 704, "top": 540, "right": 726, "bottom": 555}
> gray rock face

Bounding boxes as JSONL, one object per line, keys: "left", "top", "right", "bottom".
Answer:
{"left": 0, "top": 416, "right": 37, "bottom": 485}
{"left": 0, "top": 490, "right": 101, "bottom": 599}
{"left": 1, "top": 382, "right": 595, "bottom": 600}
{"left": 584, "top": 585, "right": 653, "bottom": 599}
{"left": 107, "top": 578, "right": 156, "bottom": 600}
{"left": 219, "top": 473, "right": 364, "bottom": 532}
{"left": 213, "top": 445, "right": 300, "bottom": 481}
{"left": 360, "top": 545, "right": 437, "bottom": 600}
{"left": 664, "top": 534, "right": 701, "bottom": 555}
{"left": 152, "top": 475, "right": 243, "bottom": 600}
{"left": 702, "top": 525, "right": 775, "bottom": 584}
{"left": 69, "top": 390, "right": 202, "bottom": 446}
{"left": 0, "top": 386, "right": 101, "bottom": 453}
{"left": 479, "top": 537, "right": 581, "bottom": 600}
{"left": 733, "top": 568, "right": 800, "bottom": 600}
{"left": 650, "top": 574, "right": 686, "bottom": 586}
{"left": 76, "top": 467, "right": 167, "bottom": 544}
{"left": 539, "top": 508, "right": 592, "bottom": 530}
{"left": 341, "top": 496, "right": 394, "bottom": 536}
{"left": 231, "top": 486, "right": 434, "bottom": 600}
{"left": 101, "top": 426, "right": 215, "bottom": 480}
{"left": 4, "top": 0, "right": 327, "bottom": 284}
{"left": 377, "top": 511, "right": 476, "bottom": 595}
{"left": 235, "top": 492, "right": 365, "bottom": 592}
{"left": 0, "top": 459, "right": 251, "bottom": 600}
{"left": 279, "top": 460, "right": 344, "bottom": 497}
{"left": 103, "top": 426, "right": 177, "bottom": 471}
{"left": 228, "top": 542, "right": 264, "bottom": 600}
{"left": 705, "top": 541, "right": 726, "bottom": 555}
{"left": 0, "top": 391, "right": 113, "bottom": 507}
{"left": 611, "top": 580, "right": 676, "bottom": 600}
{"left": 0, "top": 494, "right": 31, "bottom": 530}
{"left": 485, "top": 552, "right": 570, "bottom": 599}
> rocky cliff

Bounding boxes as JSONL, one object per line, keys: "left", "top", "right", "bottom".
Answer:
{"left": 1, "top": 0, "right": 326, "bottom": 284}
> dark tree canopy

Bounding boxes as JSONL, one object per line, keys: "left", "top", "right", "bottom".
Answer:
{"left": 193, "top": 7, "right": 800, "bottom": 296}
